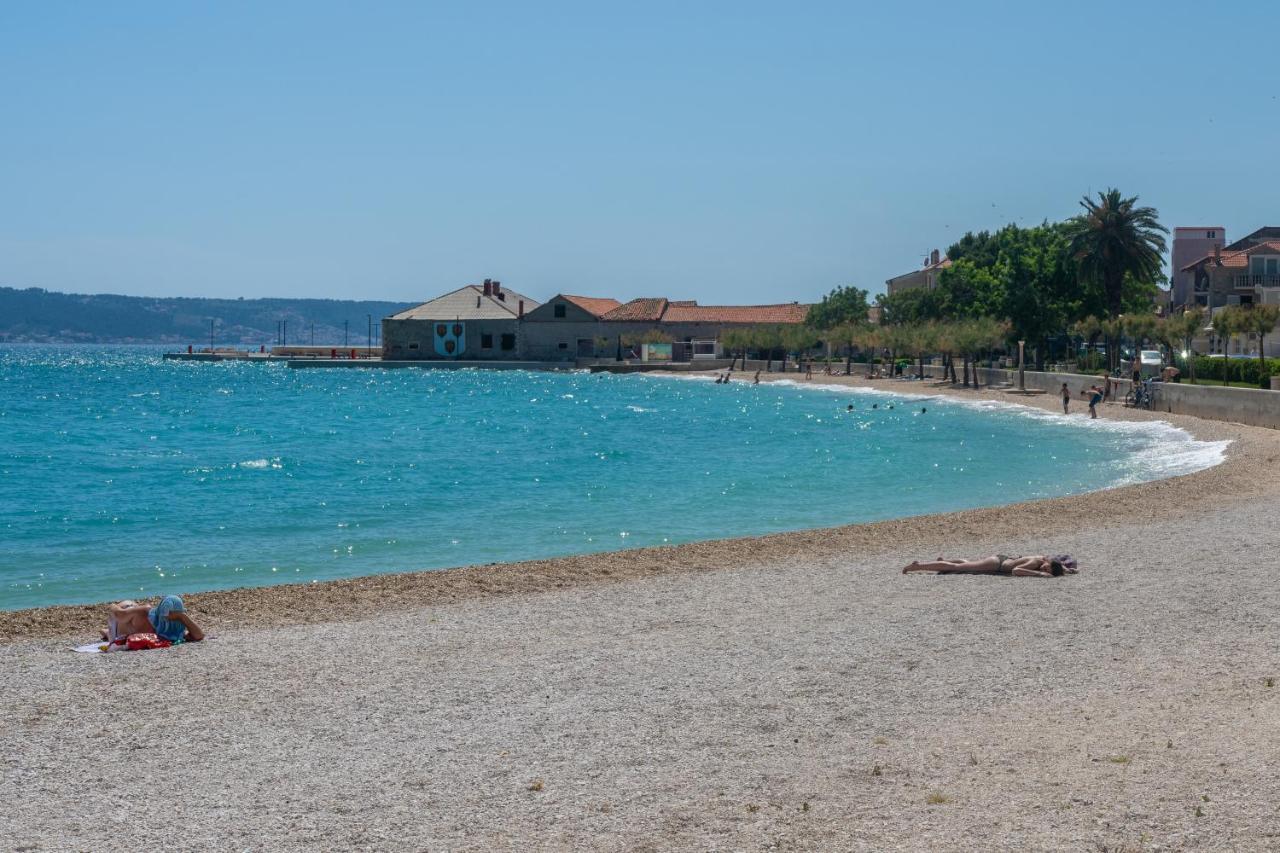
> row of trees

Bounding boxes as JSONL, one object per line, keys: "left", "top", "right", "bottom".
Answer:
{"left": 865, "top": 189, "right": 1170, "bottom": 371}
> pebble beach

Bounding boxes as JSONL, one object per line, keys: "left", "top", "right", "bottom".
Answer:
{"left": 4, "top": 374, "right": 1279, "bottom": 851}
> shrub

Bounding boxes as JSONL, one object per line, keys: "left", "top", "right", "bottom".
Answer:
{"left": 1190, "top": 356, "right": 1280, "bottom": 386}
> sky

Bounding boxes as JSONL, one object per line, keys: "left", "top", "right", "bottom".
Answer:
{"left": 1, "top": 1, "right": 1277, "bottom": 306}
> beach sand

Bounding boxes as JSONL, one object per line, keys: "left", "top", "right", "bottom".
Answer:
{"left": 4, "top": 373, "right": 1280, "bottom": 850}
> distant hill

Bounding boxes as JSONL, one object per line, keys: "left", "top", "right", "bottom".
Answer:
{"left": 0, "top": 287, "right": 414, "bottom": 344}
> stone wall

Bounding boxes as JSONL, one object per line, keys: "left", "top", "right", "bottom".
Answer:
{"left": 922, "top": 364, "right": 1280, "bottom": 430}
{"left": 382, "top": 318, "right": 521, "bottom": 360}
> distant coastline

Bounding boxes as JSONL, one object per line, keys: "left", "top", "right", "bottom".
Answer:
{"left": 0, "top": 286, "right": 410, "bottom": 345}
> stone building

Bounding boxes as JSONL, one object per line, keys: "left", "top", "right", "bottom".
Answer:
{"left": 520, "top": 294, "right": 623, "bottom": 360}
{"left": 383, "top": 281, "right": 811, "bottom": 362}
{"left": 1180, "top": 227, "right": 1280, "bottom": 310}
{"left": 885, "top": 249, "right": 950, "bottom": 296}
{"left": 381, "top": 280, "right": 539, "bottom": 360}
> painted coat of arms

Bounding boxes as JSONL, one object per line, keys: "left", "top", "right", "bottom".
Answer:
{"left": 434, "top": 322, "right": 464, "bottom": 357}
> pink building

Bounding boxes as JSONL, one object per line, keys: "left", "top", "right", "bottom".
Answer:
{"left": 1170, "top": 226, "right": 1225, "bottom": 307}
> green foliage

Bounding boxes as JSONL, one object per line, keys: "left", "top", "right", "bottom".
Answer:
{"left": 806, "top": 285, "right": 871, "bottom": 330}
{"left": 1063, "top": 188, "right": 1168, "bottom": 319}
{"left": 875, "top": 287, "right": 944, "bottom": 326}
{"left": 1190, "top": 356, "right": 1280, "bottom": 386}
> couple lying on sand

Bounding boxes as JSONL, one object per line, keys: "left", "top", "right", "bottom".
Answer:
{"left": 903, "top": 554, "right": 1078, "bottom": 578}
{"left": 103, "top": 595, "right": 204, "bottom": 644}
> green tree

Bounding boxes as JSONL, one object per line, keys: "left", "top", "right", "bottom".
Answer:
{"left": 806, "top": 286, "right": 872, "bottom": 330}
{"left": 1064, "top": 188, "right": 1167, "bottom": 322}
{"left": 874, "top": 287, "right": 943, "bottom": 326}
{"left": 1210, "top": 307, "right": 1245, "bottom": 386}
{"left": 1236, "top": 304, "right": 1280, "bottom": 388}
{"left": 1164, "top": 308, "right": 1206, "bottom": 382}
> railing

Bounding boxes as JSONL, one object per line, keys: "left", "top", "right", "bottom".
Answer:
{"left": 1234, "top": 275, "right": 1280, "bottom": 288}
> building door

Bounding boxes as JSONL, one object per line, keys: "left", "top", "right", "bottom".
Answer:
{"left": 577, "top": 338, "right": 594, "bottom": 357}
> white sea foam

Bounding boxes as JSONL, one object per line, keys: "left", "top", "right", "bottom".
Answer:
{"left": 643, "top": 373, "right": 1230, "bottom": 483}
{"left": 235, "top": 457, "right": 283, "bottom": 470}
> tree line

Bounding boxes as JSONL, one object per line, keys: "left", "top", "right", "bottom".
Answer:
{"left": 0, "top": 286, "right": 410, "bottom": 344}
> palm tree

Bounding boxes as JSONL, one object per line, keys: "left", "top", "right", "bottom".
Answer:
{"left": 1066, "top": 189, "right": 1168, "bottom": 319}
{"left": 1065, "top": 189, "right": 1167, "bottom": 373}
{"left": 1236, "top": 304, "right": 1280, "bottom": 388}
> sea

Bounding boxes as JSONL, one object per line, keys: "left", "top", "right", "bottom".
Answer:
{"left": 0, "top": 346, "right": 1228, "bottom": 610}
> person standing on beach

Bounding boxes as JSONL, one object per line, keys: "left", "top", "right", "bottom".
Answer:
{"left": 1080, "top": 385, "right": 1103, "bottom": 419}
{"left": 753, "top": 371, "right": 760, "bottom": 384}
{"left": 1060, "top": 382, "right": 1071, "bottom": 414}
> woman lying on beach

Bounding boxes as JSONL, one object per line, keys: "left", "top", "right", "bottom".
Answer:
{"left": 902, "top": 555, "right": 1077, "bottom": 578}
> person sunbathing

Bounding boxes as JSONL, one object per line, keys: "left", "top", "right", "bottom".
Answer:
{"left": 103, "top": 595, "right": 204, "bottom": 644}
{"left": 902, "top": 555, "right": 1076, "bottom": 578}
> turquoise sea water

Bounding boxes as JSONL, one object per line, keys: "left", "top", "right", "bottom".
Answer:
{"left": 0, "top": 346, "right": 1226, "bottom": 610}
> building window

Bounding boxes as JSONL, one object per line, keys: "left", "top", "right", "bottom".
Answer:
{"left": 408, "top": 342, "right": 419, "bottom": 350}
{"left": 558, "top": 342, "right": 568, "bottom": 350}
{"left": 1207, "top": 231, "right": 1216, "bottom": 238}
{"left": 500, "top": 333, "right": 515, "bottom": 351}
{"left": 481, "top": 333, "right": 493, "bottom": 349}
{"left": 554, "top": 303, "right": 566, "bottom": 318}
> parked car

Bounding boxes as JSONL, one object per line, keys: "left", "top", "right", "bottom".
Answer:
{"left": 1139, "top": 349, "right": 1163, "bottom": 374}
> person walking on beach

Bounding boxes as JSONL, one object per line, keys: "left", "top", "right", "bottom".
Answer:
{"left": 1060, "top": 382, "right": 1071, "bottom": 414}
{"left": 1080, "top": 384, "right": 1103, "bottom": 419}
{"left": 753, "top": 370, "right": 761, "bottom": 384}
{"left": 804, "top": 360, "right": 813, "bottom": 380}
{"left": 103, "top": 595, "right": 204, "bottom": 644}
{"left": 903, "top": 555, "right": 1076, "bottom": 578}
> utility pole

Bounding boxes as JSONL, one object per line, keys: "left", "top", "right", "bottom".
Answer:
{"left": 283, "top": 320, "right": 287, "bottom": 347}
{"left": 310, "top": 322, "right": 315, "bottom": 346}
{"left": 209, "top": 319, "right": 214, "bottom": 352}
{"left": 344, "top": 320, "right": 349, "bottom": 347}
{"left": 367, "top": 314, "right": 372, "bottom": 354}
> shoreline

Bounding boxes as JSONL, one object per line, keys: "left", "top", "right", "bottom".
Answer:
{"left": 3, "top": 370, "right": 1272, "bottom": 644}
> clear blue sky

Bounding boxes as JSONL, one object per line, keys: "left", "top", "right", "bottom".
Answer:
{"left": 2, "top": 1, "right": 1276, "bottom": 306}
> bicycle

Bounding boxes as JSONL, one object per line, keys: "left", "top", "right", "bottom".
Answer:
{"left": 1124, "top": 377, "right": 1154, "bottom": 410}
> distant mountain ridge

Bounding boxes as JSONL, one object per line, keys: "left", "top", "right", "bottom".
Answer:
{"left": 0, "top": 287, "right": 413, "bottom": 344}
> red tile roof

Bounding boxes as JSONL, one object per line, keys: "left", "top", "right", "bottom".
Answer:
{"left": 600, "top": 298, "right": 809, "bottom": 324}
{"left": 601, "top": 298, "right": 669, "bottom": 322}
{"left": 1181, "top": 240, "right": 1280, "bottom": 272}
{"left": 561, "top": 294, "right": 623, "bottom": 318}
{"left": 660, "top": 303, "right": 811, "bottom": 324}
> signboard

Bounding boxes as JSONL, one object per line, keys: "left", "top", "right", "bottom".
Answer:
{"left": 641, "top": 343, "right": 672, "bottom": 362}
{"left": 434, "top": 322, "right": 465, "bottom": 357}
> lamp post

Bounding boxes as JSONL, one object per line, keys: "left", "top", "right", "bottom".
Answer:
{"left": 367, "top": 314, "right": 372, "bottom": 357}
{"left": 1017, "top": 339, "right": 1026, "bottom": 391}
{"left": 209, "top": 319, "right": 215, "bottom": 352}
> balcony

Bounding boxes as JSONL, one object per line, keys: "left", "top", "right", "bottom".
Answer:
{"left": 1234, "top": 275, "right": 1280, "bottom": 288}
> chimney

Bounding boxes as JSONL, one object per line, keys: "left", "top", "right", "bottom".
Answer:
{"left": 492, "top": 280, "right": 501, "bottom": 295}
{"left": 518, "top": 299, "right": 525, "bottom": 318}
{"left": 483, "top": 279, "right": 492, "bottom": 296}
{"left": 930, "top": 248, "right": 940, "bottom": 266}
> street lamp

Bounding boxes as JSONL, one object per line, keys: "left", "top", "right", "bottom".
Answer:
{"left": 1017, "top": 339, "right": 1026, "bottom": 391}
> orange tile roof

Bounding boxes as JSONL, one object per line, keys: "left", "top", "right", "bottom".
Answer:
{"left": 601, "top": 298, "right": 669, "bottom": 322}
{"left": 660, "top": 303, "right": 811, "bottom": 324}
{"left": 1181, "top": 240, "right": 1280, "bottom": 272}
{"left": 560, "top": 294, "right": 623, "bottom": 318}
